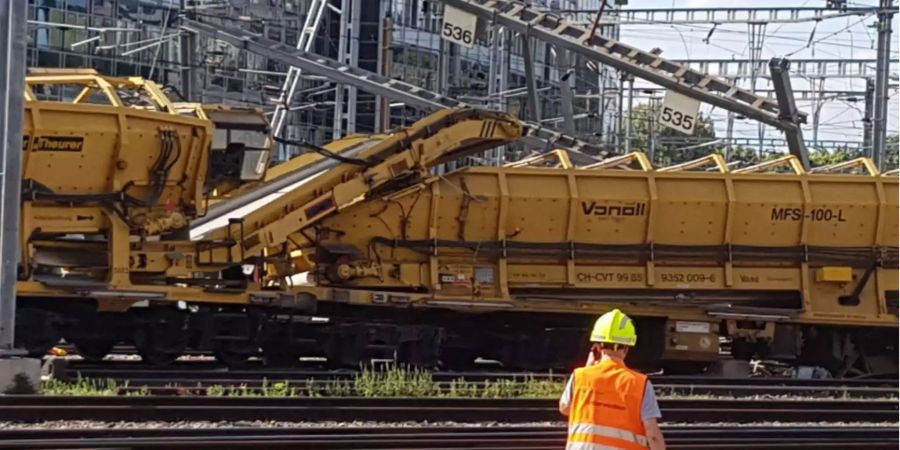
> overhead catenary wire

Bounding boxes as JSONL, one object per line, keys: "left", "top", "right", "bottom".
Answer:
{"left": 785, "top": 14, "right": 875, "bottom": 56}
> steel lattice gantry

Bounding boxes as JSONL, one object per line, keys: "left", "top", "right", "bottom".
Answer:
{"left": 184, "top": 0, "right": 815, "bottom": 167}
{"left": 270, "top": 0, "right": 329, "bottom": 139}
{"left": 181, "top": 19, "right": 610, "bottom": 157}
{"left": 674, "top": 59, "right": 895, "bottom": 80}
{"left": 442, "top": 0, "right": 810, "bottom": 168}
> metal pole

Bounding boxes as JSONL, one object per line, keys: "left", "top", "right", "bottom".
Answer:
{"left": 598, "top": 68, "right": 606, "bottom": 144}
{"left": 587, "top": 0, "right": 608, "bottom": 43}
{"left": 488, "top": 24, "right": 500, "bottom": 110}
{"left": 624, "top": 76, "right": 633, "bottom": 153}
{"left": 747, "top": 23, "right": 767, "bottom": 156}
{"left": 345, "top": 0, "right": 360, "bottom": 135}
{"left": 872, "top": 0, "right": 894, "bottom": 170}
{"left": 437, "top": 27, "right": 450, "bottom": 96}
{"left": 863, "top": 77, "right": 875, "bottom": 155}
{"left": 649, "top": 97, "right": 658, "bottom": 163}
{"left": 812, "top": 78, "right": 824, "bottom": 148}
{"left": 0, "top": 0, "right": 26, "bottom": 353}
{"left": 768, "top": 58, "right": 810, "bottom": 168}
{"left": 378, "top": 15, "right": 393, "bottom": 133}
{"left": 178, "top": 31, "right": 197, "bottom": 102}
{"left": 726, "top": 111, "right": 734, "bottom": 162}
{"left": 332, "top": 0, "right": 350, "bottom": 139}
{"left": 521, "top": 34, "right": 540, "bottom": 121}
{"left": 557, "top": 48, "right": 576, "bottom": 136}
{"left": 616, "top": 73, "right": 624, "bottom": 153}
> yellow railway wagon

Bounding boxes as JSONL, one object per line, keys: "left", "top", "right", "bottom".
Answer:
{"left": 13, "top": 88, "right": 896, "bottom": 375}
{"left": 304, "top": 155, "right": 898, "bottom": 374}
{"left": 15, "top": 70, "right": 274, "bottom": 363}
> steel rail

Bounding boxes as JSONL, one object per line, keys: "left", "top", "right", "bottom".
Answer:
{"left": 54, "top": 367, "right": 899, "bottom": 398}
{"left": 0, "top": 396, "right": 895, "bottom": 423}
{"left": 0, "top": 426, "right": 896, "bottom": 449}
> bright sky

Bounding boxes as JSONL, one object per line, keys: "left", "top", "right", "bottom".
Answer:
{"left": 610, "top": 0, "right": 899, "bottom": 150}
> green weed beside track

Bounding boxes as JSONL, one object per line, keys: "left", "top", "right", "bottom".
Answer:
{"left": 43, "top": 366, "right": 568, "bottom": 398}
{"left": 42, "top": 366, "right": 899, "bottom": 401}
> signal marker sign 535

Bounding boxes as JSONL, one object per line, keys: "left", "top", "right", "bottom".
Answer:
{"left": 442, "top": 5, "right": 477, "bottom": 48}
{"left": 659, "top": 90, "right": 700, "bottom": 135}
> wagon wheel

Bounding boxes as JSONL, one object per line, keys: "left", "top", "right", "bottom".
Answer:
{"left": 214, "top": 341, "right": 259, "bottom": 368}
{"left": 133, "top": 309, "right": 189, "bottom": 366}
{"left": 72, "top": 338, "right": 116, "bottom": 362}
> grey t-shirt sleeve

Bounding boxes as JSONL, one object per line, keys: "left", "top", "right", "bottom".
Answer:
{"left": 560, "top": 375, "right": 574, "bottom": 410}
{"left": 641, "top": 380, "right": 662, "bottom": 421}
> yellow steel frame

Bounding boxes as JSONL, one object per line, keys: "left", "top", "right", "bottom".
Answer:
{"left": 504, "top": 149, "right": 574, "bottom": 169}
{"left": 582, "top": 152, "right": 654, "bottom": 171}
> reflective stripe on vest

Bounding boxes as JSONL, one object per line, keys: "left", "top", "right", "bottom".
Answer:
{"left": 566, "top": 442, "right": 636, "bottom": 450}
{"left": 569, "top": 422, "right": 649, "bottom": 447}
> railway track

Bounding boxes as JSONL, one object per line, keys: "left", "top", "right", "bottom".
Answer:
{"left": 57, "top": 359, "right": 899, "bottom": 385}
{"left": 1, "top": 396, "right": 896, "bottom": 423}
{"left": 102, "top": 380, "right": 898, "bottom": 399}
{"left": 0, "top": 425, "right": 895, "bottom": 449}
{"left": 103, "top": 384, "right": 899, "bottom": 399}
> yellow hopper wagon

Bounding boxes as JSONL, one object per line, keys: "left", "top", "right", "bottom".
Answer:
{"left": 16, "top": 69, "right": 271, "bottom": 362}
{"left": 297, "top": 152, "right": 898, "bottom": 375}
{"left": 12, "top": 78, "right": 898, "bottom": 375}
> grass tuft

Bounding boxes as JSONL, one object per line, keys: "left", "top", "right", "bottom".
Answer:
{"left": 37, "top": 368, "right": 899, "bottom": 402}
{"left": 41, "top": 375, "right": 124, "bottom": 396}
{"left": 40, "top": 365, "right": 567, "bottom": 398}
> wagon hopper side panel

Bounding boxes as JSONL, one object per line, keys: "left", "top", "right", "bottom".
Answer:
{"left": 310, "top": 167, "right": 898, "bottom": 370}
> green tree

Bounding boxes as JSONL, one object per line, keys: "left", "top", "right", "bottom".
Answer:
{"left": 625, "top": 104, "right": 896, "bottom": 171}
{"left": 806, "top": 135, "right": 897, "bottom": 171}
{"left": 884, "top": 135, "right": 898, "bottom": 171}
{"left": 626, "top": 104, "right": 758, "bottom": 166}
{"left": 727, "top": 146, "right": 763, "bottom": 166}
{"left": 808, "top": 147, "right": 864, "bottom": 168}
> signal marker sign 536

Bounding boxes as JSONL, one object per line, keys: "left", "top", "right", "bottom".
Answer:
{"left": 442, "top": 5, "right": 477, "bottom": 48}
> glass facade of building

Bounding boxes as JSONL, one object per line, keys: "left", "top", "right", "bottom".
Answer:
{"left": 25, "top": 0, "right": 610, "bottom": 160}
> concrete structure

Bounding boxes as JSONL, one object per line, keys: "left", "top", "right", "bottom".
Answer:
{"left": 0, "top": 358, "right": 41, "bottom": 394}
{"left": 2, "top": 0, "right": 41, "bottom": 392}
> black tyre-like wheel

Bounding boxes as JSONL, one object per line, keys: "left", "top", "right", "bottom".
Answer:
{"left": 214, "top": 341, "right": 259, "bottom": 368}
{"left": 440, "top": 350, "right": 477, "bottom": 371}
{"left": 132, "top": 308, "right": 189, "bottom": 367}
{"left": 136, "top": 347, "right": 181, "bottom": 366}
{"left": 262, "top": 344, "right": 300, "bottom": 367}
{"left": 73, "top": 339, "right": 116, "bottom": 362}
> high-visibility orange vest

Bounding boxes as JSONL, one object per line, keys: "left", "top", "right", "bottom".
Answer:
{"left": 566, "top": 357, "right": 649, "bottom": 450}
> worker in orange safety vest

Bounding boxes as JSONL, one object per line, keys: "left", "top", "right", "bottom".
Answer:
{"left": 559, "top": 309, "right": 666, "bottom": 450}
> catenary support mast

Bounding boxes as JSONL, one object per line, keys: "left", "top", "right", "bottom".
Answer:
{"left": 872, "top": 0, "right": 895, "bottom": 170}
{"left": 0, "top": 0, "right": 26, "bottom": 354}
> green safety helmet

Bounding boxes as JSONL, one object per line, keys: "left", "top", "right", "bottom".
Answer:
{"left": 589, "top": 308, "right": 637, "bottom": 346}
